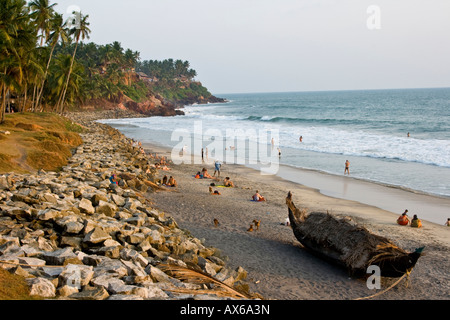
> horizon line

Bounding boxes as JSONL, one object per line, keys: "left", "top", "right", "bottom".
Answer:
{"left": 213, "top": 86, "right": 450, "bottom": 96}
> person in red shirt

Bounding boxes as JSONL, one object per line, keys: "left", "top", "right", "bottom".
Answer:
{"left": 397, "top": 209, "right": 410, "bottom": 226}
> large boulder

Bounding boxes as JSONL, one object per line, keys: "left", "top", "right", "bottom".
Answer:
{"left": 83, "top": 227, "right": 112, "bottom": 245}
{"left": 78, "top": 198, "right": 95, "bottom": 215}
{"left": 27, "top": 277, "right": 56, "bottom": 298}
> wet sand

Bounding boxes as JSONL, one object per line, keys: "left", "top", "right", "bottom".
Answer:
{"left": 144, "top": 143, "right": 450, "bottom": 300}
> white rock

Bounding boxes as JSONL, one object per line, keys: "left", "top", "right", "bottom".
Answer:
{"left": 27, "top": 277, "right": 56, "bottom": 298}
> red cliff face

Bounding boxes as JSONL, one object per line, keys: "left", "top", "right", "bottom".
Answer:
{"left": 124, "top": 98, "right": 182, "bottom": 116}
{"left": 80, "top": 94, "right": 184, "bottom": 117}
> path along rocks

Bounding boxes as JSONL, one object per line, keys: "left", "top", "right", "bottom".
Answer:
{"left": 0, "top": 116, "right": 255, "bottom": 300}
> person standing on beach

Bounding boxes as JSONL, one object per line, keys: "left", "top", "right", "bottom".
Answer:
{"left": 344, "top": 160, "right": 350, "bottom": 175}
{"left": 201, "top": 148, "right": 204, "bottom": 162}
{"left": 214, "top": 160, "right": 222, "bottom": 177}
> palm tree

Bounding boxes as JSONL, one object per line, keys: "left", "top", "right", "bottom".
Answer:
{"left": 124, "top": 49, "right": 139, "bottom": 84}
{"left": 49, "top": 53, "right": 71, "bottom": 111}
{"left": 29, "top": 0, "right": 56, "bottom": 111}
{"left": 29, "top": 0, "right": 56, "bottom": 46}
{"left": 0, "top": 0, "right": 35, "bottom": 123}
{"left": 99, "top": 78, "right": 120, "bottom": 102}
{"left": 18, "top": 45, "right": 44, "bottom": 112}
{"left": 34, "top": 13, "right": 69, "bottom": 111}
{"left": 111, "top": 41, "right": 124, "bottom": 64}
{"left": 57, "top": 11, "right": 90, "bottom": 114}
{"left": 105, "top": 63, "right": 123, "bottom": 85}
{"left": 63, "top": 60, "right": 84, "bottom": 106}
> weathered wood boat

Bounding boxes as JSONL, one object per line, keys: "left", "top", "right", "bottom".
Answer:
{"left": 286, "top": 192, "right": 423, "bottom": 278}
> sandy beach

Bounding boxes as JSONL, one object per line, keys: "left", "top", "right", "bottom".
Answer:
{"left": 143, "top": 142, "right": 449, "bottom": 300}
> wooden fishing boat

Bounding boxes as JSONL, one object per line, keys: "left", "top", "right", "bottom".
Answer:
{"left": 286, "top": 192, "right": 423, "bottom": 278}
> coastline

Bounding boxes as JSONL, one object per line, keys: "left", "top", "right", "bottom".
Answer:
{"left": 139, "top": 138, "right": 450, "bottom": 226}
{"left": 96, "top": 111, "right": 450, "bottom": 225}
{"left": 273, "top": 163, "right": 450, "bottom": 226}
{"left": 140, "top": 139, "right": 450, "bottom": 300}
{"left": 1, "top": 115, "right": 266, "bottom": 301}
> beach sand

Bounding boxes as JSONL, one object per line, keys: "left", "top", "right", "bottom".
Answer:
{"left": 144, "top": 143, "right": 449, "bottom": 300}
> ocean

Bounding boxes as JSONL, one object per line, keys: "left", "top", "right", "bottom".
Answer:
{"left": 99, "top": 88, "right": 450, "bottom": 223}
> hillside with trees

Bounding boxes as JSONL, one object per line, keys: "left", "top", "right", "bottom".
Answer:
{"left": 0, "top": 0, "right": 225, "bottom": 123}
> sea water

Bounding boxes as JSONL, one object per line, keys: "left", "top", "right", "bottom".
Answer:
{"left": 100, "top": 88, "right": 450, "bottom": 199}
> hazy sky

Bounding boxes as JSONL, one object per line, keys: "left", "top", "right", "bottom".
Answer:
{"left": 52, "top": 0, "right": 450, "bottom": 94}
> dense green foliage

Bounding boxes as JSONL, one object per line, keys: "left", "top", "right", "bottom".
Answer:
{"left": 136, "top": 59, "right": 197, "bottom": 81}
{"left": 153, "top": 80, "right": 213, "bottom": 102}
{"left": 0, "top": 0, "right": 215, "bottom": 123}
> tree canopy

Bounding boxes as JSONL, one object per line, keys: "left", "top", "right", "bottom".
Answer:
{"left": 0, "top": 0, "right": 214, "bottom": 123}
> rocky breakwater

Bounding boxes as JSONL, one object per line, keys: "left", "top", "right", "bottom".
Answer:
{"left": 0, "top": 119, "right": 258, "bottom": 300}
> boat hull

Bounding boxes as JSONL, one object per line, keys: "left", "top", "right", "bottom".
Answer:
{"left": 286, "top": 193, "right": 422, "bottom": 278}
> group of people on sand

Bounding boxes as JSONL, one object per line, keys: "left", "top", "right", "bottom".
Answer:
{"left": 193, "top": 163, "right": 268, "bottom": 201}
{"left": 161, "top": 175, "right": 177, "bottom": 187}
{"left": 397, "top": 209, "right": 422, "bottom": 228}
{"left": 195, "top": 168, "right": 215, "bottom": 180}
{"left": 131, "top": 139, "right": 179, "bottom": 188}
{"left": 397, "top": 210, "right": 449, "bottom": 228}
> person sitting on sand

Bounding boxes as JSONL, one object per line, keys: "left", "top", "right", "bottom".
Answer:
{"left": 209, "top": 186, "right": 221, "bottom": 195}
{"left": 162, "top": 175, "right": 168, "bottom": 186}
{"left": 410, "top": 215, "right": 422, "bottom": 228}
{"left": 166, "top": 176, "right": 177, "bottom": 187}
{"left": 397, "top": 210, "right": 410, "bottom": 226}
{"left": 202, "top": 168, "right": 213, "bottom": 179}
{"left": 223, "top": 177, "right": 234, "bottom": 187}
{"left": 445, "top": 218, "right": 450, "bottom": 227}
{"left": 109, "top": 174, "right": 118, "bottom": 185}
{"left": 195, "top": 171, "right": 202, "bottom": 179}
{"left": 252, "top": 190, "right": 266, "bottom": 202}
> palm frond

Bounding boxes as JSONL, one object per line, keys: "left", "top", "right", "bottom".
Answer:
{"left": 158, "top": 263, "right": 252, "bottom": 299}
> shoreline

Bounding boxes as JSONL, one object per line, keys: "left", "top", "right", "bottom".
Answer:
{"left": 1, "top": 116, "right": 264, "bottom": 301}
{"left": 96, "top": 115, "right": 450, "bottom": 208}
{"left": 279, "top": 162, "right": 450, "bottom": 201}
{"left": 139, "top": 139, "right": 450, "bottom": 300}
{"left": 273, "top": 163, "right": 450, "bottom": 226}
{"left": 138, "top": 138, "right": 450, "bottom": 226}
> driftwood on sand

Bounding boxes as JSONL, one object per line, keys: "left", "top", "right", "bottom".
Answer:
{"left": 286, "top": 192, "right": 423, "bottom": 278}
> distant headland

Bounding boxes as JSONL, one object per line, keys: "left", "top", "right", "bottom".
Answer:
{"left": 0, "top": 0, "right": 226, "bottom": 122}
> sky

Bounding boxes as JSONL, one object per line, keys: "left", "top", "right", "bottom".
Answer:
{"left": 51, "top": 0, "right": 450, "bottom": 95}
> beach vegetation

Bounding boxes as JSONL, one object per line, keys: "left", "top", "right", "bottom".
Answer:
{"left": 0, "top": 112, "right": 83, "bottom": 173}
{"left": 0, "top": 0, "right": 217, "bottom": 123}
{"left": 0, "top": 268, "right": 41, "bottom": 300}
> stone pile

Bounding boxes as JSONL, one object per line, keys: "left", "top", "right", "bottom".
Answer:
{"left": 0, "top": 118, "right": 253, "bottom": 300}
